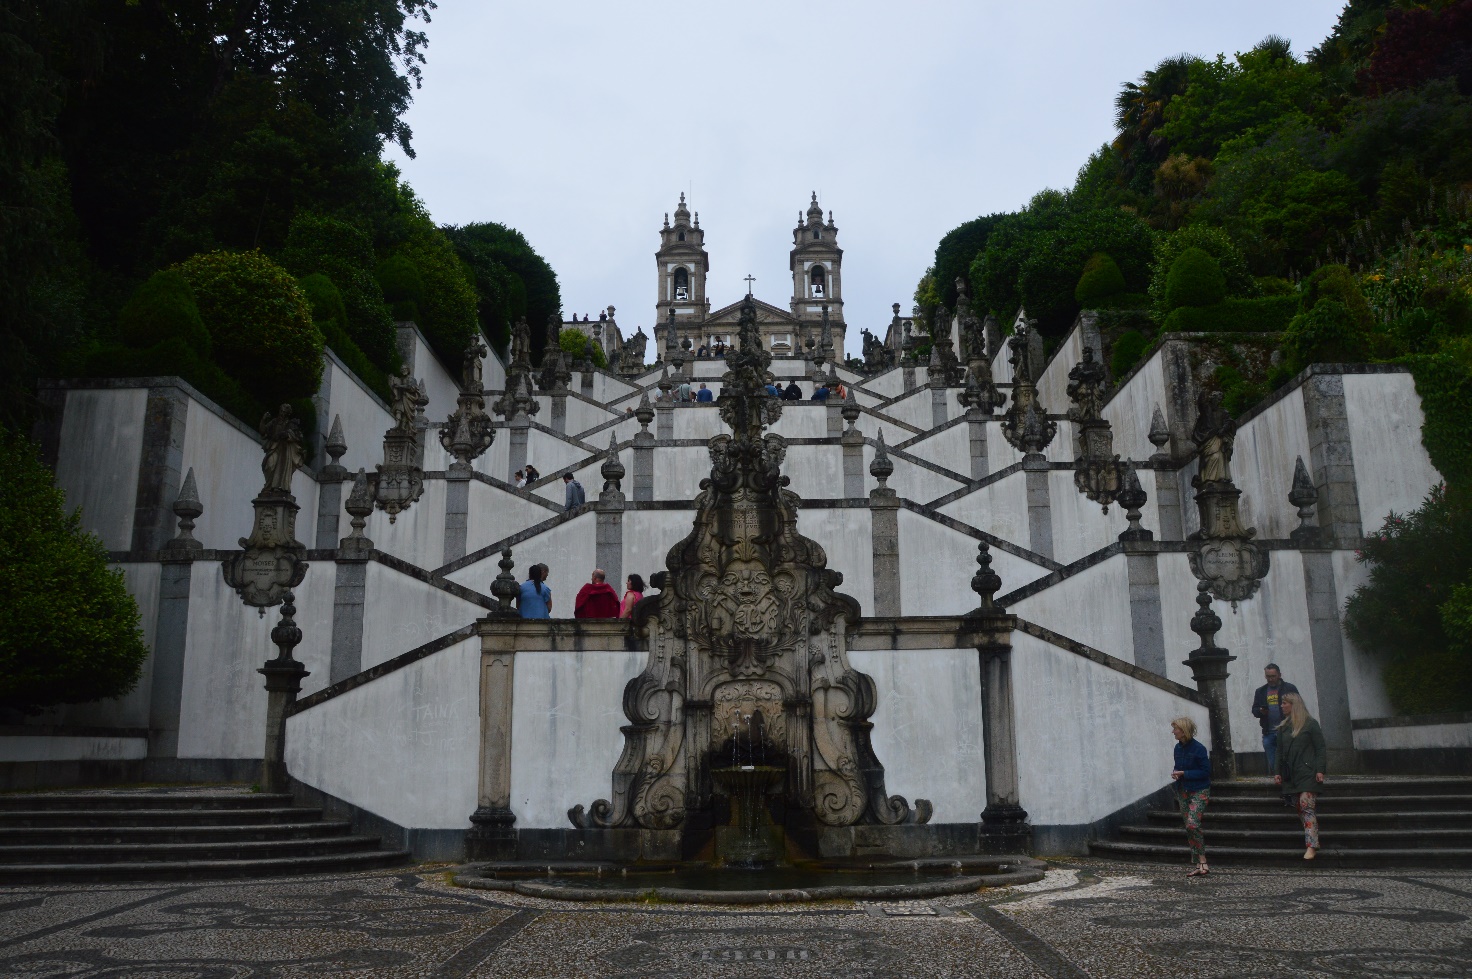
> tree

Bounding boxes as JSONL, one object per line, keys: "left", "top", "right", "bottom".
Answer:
{"left": 1158, "top": 42, "right": 1324, "bottom": 160}
{"left": 280, "top": 213, "right": 397, "bottom": 370}
{"left": 0, "top": 430, "right": 148, "bottom": 714}
{"left": 1114, "top": 54, "right": 1200, "bottom": 188}
{"left": 932, "top": 215, "right": 1005, "bottom": 309}
{"left": 445, "top": 222, "right": 561, "bottom": 357}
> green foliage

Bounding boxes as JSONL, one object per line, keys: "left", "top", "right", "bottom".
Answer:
{"left": 1110, "top": 330, "right": 1148, "bottom": 377}
{"left": 174, "top": 250, "right": 323, "bottom": 408}
{"left": 118, "top": 270, "right": 210, "bottom": 357}
{"left": 375, "top": 254, "right": 425, "bottom": 323}
{"left": 1012, "top": 206, "right": 1156, "bottom": 335}
{"left": 280, "top": 214, "right": 397, "bottom": 371}
{"left": 298, "top": 273, "right": 392, "bottom": 403}
{"left": 1164, "top": 248, "right": 1228, "bottom": 310}
{"left": 1284, "top": 300, "right": 1372, "bottom": 370}
{"left": 1211, "top": 363, "right": 1270, "bottom": 417}
{"left": 392, "top": 227, "right": 479, "bottom": 363}
{"left": 1302, "top": 264, "right": 1375, "bottom": 328}
{"left": 1162, "top": 295, "right": 1300, "bottom": 333}
{"left": 1075, "top": 252, "right": 1127, "bottom": 306}
{"left": 444, "top": 222, "right": 561, "bottom": 359}
{"left": 1149, "top": 226, "right": 1256, "bottom": 317}
{"left": 1406, "top": 351, "right": 1472, "bottom": 490}
{"left": 1158, "top": 43, "right": 1324, "bottom": 159}
{"left": 933, "top": 215, "right": 1005, "bottom": 308}
{"left": 1345, "top": 485, "right": 1472, "bottom": 714}
{"left": 558, "top": 329, "right": 607, "bottom": 369}
{"left": 0, "top": 430, "right": 148, "bottom": 713}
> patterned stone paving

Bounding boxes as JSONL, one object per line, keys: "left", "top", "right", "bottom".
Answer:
{"left": 0, "top": 860, "right": 1469, "bottom": 977}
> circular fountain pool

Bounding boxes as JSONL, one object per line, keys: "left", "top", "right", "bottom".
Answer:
{"left": 457, "top": 857, "right": 1046, "bottom": 903}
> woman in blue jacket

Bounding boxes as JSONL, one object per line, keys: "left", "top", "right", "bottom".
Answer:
{"left": 1171, "top": 715, "right": 1212, "bottom": 877}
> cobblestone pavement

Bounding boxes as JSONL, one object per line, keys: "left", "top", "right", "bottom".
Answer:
{"left": 1, "top": 860, "right": 1469, "bottom": 977}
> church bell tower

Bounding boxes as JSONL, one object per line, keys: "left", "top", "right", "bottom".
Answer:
{"left": 655, "top": 194, "right": 709, "bottom": 349}
{"left": 790, "top": 192, "right": 844, "bottom": 348}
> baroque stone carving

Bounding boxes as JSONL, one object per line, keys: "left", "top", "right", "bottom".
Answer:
{"left": 441, "top": 337, "right": 495, "bottom": 471}
{"left": 1067, "top": 346, "right": 1125, "bottom": 512}
{"left": 1000, "top": 322, "right": 1056, "bottom": 458}
{"left": 376, "top": 371, "right": 429, "bottom": 523}
{"left": 569, "top": 295, "right": 931, "bottom": 832}
{"left": 222, "top": 407, "right": 308, "bottom": 608}
{"left": 1187, "top": 391, "right": 1269, "bottom": 606}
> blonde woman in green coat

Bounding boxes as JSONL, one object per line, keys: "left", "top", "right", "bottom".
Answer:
{"left": 1273, "top": 692, "right": 1327, "bottom": 860}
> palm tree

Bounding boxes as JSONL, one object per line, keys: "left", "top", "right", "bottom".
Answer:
{"left": 1112, "top": 55, "right": 1199, "bottom": 167}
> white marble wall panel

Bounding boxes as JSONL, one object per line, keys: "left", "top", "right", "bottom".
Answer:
{"left": 1048, "top": 469, "right": 1139, "bottom": 565}
{"left": 1355, "top": 718, "right": 1472, "bottom": 750}
{"left": 286, "top": 636, "right": 479, "bottom": 829}
{"left": 363, "top": 479, "right": 447, "bottom": 569}
{"left": 1344, "top": 372, "right": 1442, "bottom": 530}
{"left": 446, "top": 511, "right": 598, "bottom": 602}
{"left": 1013, "top": 556, "right": 1135, "bottom": 662}
{"left": 897, "top": 508, "right": 1050, "bottom": 615}
{"left": 177, "top": 564, "right": 333, "bottom": 759}
{"left": 850, "top": 648, "right": 985, "bottom": 823}
{"left": 1036, "top": 328, "right": 1084, "bottom": 416}
{"left": 510, "top": 649, "right": 646, "bottom": 827}
{"left": 361, "top": 562, "right": 482, "bottom": 670}
{"left": 465, "top": 481, "right": 560, "bottom": 556}
{"left": 939, "top": 474, "right": 1031, "bottom": 545}
{"left": 1102, "top": 348, "right": 1168, "bottom": 461}
{"left": 898, "top": 423, "right": 969, "bottom": 473}
{"left": 1233, "top": 387, "right": 1311, "bottom": 540}
{"left": 321, "top": 359, "right": 395, "bottom": 476}
{"left": 1013, "top": 631, "right": 1210, "bottom": 827}
{"left": 55, "top": 388, "right": 146, "bottom": 550}
{"left": 1333, "top": 549, "right": 1393, "bottom": 719}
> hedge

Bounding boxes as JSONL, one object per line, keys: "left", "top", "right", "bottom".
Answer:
{"left": 1162, "top": 295, "right": 1299, "bottom": 333}
{"left": 280, "top": 214, "right": 398, "bottom": 371}
{"left": 298, "top": 273, "right": 392, "bottom": 404}
{"left": 1164, "top": 248, "right": 1228, "bottom": 310}
{"left": 1075, "top": 252, "right": 1126, "bottom": 307}
{"left": 118, "top": 270, "right": 210, "bottom": 357}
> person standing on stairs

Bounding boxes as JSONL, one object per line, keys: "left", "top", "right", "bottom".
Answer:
{"left": 1171, "top": 715, "right": 1212, "bottom": 877}
{"left": 1274, "top": 692, "right": 1327, "bottom": 860}
{"left": 1252, "top": 664, "right": 1299, "bottom": 776}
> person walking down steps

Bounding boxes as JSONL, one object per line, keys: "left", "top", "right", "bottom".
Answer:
{"left": 1171, "top": 715, "right": 1212, "bottom": 878}
{"left": 563, "top": 472, "right": 586, "bottom": 511}
{"left": 1275, "top": 691, "right": 1328, "bottom": 860}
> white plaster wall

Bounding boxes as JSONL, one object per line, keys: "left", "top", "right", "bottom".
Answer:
{"left": 473, "top": 424, "right": 511, "bottom": 482}
{"left": 800, "top": 508, "right": 874, "bottom": 615}
{"left": 531, "top": 457, "right": 604, "bottom": 507}
{"left": 1013, "top": 556, "right": 1135, "bottom": 663}
{"left": 1102, "top": 349, "right": 1168, "bottom": 461}
{"left": 1355, "top": 719, "right": 1472, "bottom": 750}
{"left": 863, "top": 447, "right": 963, "bottom": 503}
{"left": 1333, "top": 549, "right": 1394, "bottom": 719}
{"left": 1344, "top": 372, "right": 1442, "bottom": 531}
{"left": 1013, "top": 631, "right": 1210, "bottom": 830}
{"left": 675, "top": 407, "right": 728, "bottom": 441}
{"left": 484, "top": 342, "right": 508, "bottom": 392}
{"left": 1047, "top": 469, "right": 1138, "bottom": 565}
{"left": 1233, "top": 387, "right": 1311, "bottom": 540}
{"left": 896, "top": 508, "right": 1050, "bottom": 615}
{"left": 653, "top": 446, "right": 712, "bottom": 501}
{"left": 622, "top": 509, "right": 697, "bottom": 585}
{"left": 177, "top": 565, "right": 333, "bottom": 759}
{"left": 939, "top": 474, "right": 1031, "bottom": 547}
{"left": 563, "top": 397, "right": 618, "bottom": 438}
{"left": 294, "top": 562, "right": 337, "bottom": 698}
{"left": 851, "top": 648, "right": 985, "bottom": 823}
{"left": 985, "top": 423, "right": 1026, "bottom": 473}
{"left": 991, "top": 344, "right": 1014, "bottom": 386}
{"left": 591, "top": 372, "right": 638, "bottom": 402}
{"left": 406, "top": 331, "right": 463, "bottom": 424}
{"left": 55, "top": 388, "right": 146, "bottom": 550}
{"left": 784, "top": 446, "right": 845, "bottom": 500}
{"left": 361, "top": 562, "right": 483, "bottom": 670}
{"left": 1035, "top": 328, "right": 1084, "bottom": 416}
{"left": 1049, "top": 420, "right": 1078, "bottom": 464}
{"left": 525, "top": 428, "right": 594, "bottom": 476}
{"left": 881, "top": 389, "right": 936, "bottom": 431}
{"left": 863, "top": 368, "right": 906, "bottom": 399}
{"left": 901, "top": 423, "right": 969, "bottom": 473}
{"left": 0, "top": 736, "right": 148, "bottom": 762}
{"left": 465, "top": 481, "right": 561, "bottom": 556}
{"left": 321, "top": 359, "right": 394, "bottom": 476}
{"left": 445, "top": 511, "right": 597, "bottom": 603}
{"left": 180, "top": 399, "right": 259, "bottom": 550}
{"left": 853, "top": 412, "right": 920, "bottom": 447}
{"left": 286, "top": 636, "right": 480, "bottom": 829}
{"left": 364, "top": 478, "right": 447, "bottom": 569}
{"left": 510, "top": 649, "right": 646, "bottom": 828}
{"left": 768, "top": 405, "right": 829, "bottom": 439}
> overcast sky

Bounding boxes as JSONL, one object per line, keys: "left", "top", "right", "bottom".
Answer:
{"left": 387, "top": 1, "right": 1346, "bottom": 356}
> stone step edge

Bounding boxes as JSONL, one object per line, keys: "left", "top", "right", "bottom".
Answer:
{"left": 1121, "top": 827, "right": 1472, "bottom": 842}
{"left": 0, "top": 835, "right": 385, "bottom": 858}
{"left": 0, "top": 807, "right": 322, "bottom": 821}
{"left": 0, "top": 820, "right": 352, "bottom": 838}
{"left": 0, "top": 794, "right": 292, "bottom": 806}
{"left": 1146, "top": 809, "right": 1472, "bottom": 821}
{"left": 1090, "top": 841, "right": 1472, "bottom": 860}
{"left": 0, "top": 850, "right": 414, "bottom": 882}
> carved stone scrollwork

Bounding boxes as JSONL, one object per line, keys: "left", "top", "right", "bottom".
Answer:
{"left": 1000, "top": 322, "right": 1056, "bottom": 457}
{"left": 1068, "top": 346, "right": 1125, "bottom": 512}
{"left": 571, "top": 295, "right": 928, "bottom": 831}
{"left": 1187, "top": 390, "right": 1269, "bottom": 607}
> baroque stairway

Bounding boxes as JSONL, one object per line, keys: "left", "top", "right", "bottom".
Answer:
{"left": 0, "top": 786, "right": 410, "bottom": 883}
{"left": 1091, "top": 776, "right": 1472, "bottom": 868}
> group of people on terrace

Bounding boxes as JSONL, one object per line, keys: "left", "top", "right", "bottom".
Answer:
{"left": 1171, "top": 663, "right": 1327, "bottom": 877}
{"left": 515, "top": 565, "right": 645, "bottom": 621}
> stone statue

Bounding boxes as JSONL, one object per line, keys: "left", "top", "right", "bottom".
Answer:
{"left": 1192, "top": 390, "right": 1236, "bottom": 485}
{"left": 462, "top": 336, "right": 487, "bottom": 392}
{"left": 259, "top": 405, "right": 304, "bottom": 495}
{"left": 1065, "top": 346, "right": 1108, "bottom": 423}
{"left": 389, "top": 366, "right": 425, "bottom": 432}
{"left": 511, "top": 317, "right": 532, "bottom": 366}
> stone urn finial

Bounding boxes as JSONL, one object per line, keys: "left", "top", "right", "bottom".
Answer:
{"left": 1289, "top": 455, "right": 1319, "bottom": 544}
{"left": 323, "top": 415, "right": 348, "bottom": 479}
{"left": 1117, "top": 465, "right": 1152, "bottom": 542}
{"left": 869, "top": 430, "right": 894, "bottom": 488}
{"left": 601, "top": 432, "right": 625, "bottom": 494}
{"left": 166, "top": 467, "right": 204, "bottom": 553}
{"left": 1189, "top": 581, "right": 1224, "bottom": 654}
{"left": 635, "top": 390, "right": 655, "bottom": 432}
{"left": 490, "top": 547, "right": 520, "bottom": 617}
{"left": 970, "top": 541, "right": 1004, "bottom": 612}
{"left": 1148, "top": 404, "right": 1171, "bottom": 464}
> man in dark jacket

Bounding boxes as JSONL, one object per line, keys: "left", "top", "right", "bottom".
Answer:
{"left": 782, "top": 381, "right": 803, "bottom": 400}
{"left": 574, "top": 569, "right": 620, "bottom": 618}
{"left": 1251, "top": 663, "right": 1299, "bottom": 775}
{"left": 562, "top": 472, "right": 586, "bottom": 511}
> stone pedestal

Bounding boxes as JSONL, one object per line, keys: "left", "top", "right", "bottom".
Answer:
{"left": 443, "top": 466, "right": 471, "bottom": 564}
{"left": 1022, "top": 455, "right": 1053, "bottom": 560}
{"left": 507, "top": 414, "right": 529, "bottom": 483}
{"left": 1184, "top": 581, "right": 1237, "bottom": 780}
{"left": 1153, "top": 468, "right": 1184, "bottom": 540}
{"left": 966, "top": 410, "right": 989, "bottom": 480}
{"left": 1124, "top": 547, "right": 1167, "bottom": 676}
{"left": 841, "top": 430, "right": 865, "bottom": 500}
{"left": 469, "top": 645, "right": 517, "bottom": 859}
{"left": 595, "top": 496, "right": 624, "bottom": 591}
{"left": 656, "top": 402, "right": 674, "bottom": 441}
{"left": 1301, "top": 547, "right": 1357, "bottom": 770}
{"left": 975, "top": 614, "right": 1029, "bottom": 854}
{"left": 150, "top": 558, "right": 193, "bottom": 758}
{"left": 632, "top": 430, "right": 655, "bottom": 502}
{"left": 550, "top": 391, "right": 568, "bottom": 434}
{"left": 930, "top": 382, "right": 949, "bottom": 429}
{"left": 258, "top": 601, "right": 308, "bottom": 794}
{"left": 870, "top": 489, "right": 900, "bottom": 616}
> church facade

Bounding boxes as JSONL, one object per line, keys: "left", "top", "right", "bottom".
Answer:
{"left": 653, "top": 192, "right": 848, "bottom": 357}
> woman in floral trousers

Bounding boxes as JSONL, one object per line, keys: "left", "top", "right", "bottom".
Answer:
{"left": 1171, "top": 716, "right": 1212, "bottom": 877}
{"left": 1275, "top": 692, "right": 1328, "bottom": 859}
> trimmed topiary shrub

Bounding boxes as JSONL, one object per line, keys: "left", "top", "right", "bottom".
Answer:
{"left": 559, "top": 328, "right": 607, "bottom": 369}
{"left": 299, "top": 273, "right": 392, "bottom": 403}
{"left": 1075, "top": 252, "right": 1127, "bottom": 307}
{"left": 280, "top": 214, "right": 398, "bottom": 371}
{"left": 391, "top": 229, "right": 479, "bottom": 362}
{"left": 118, "top": 270, "right": 210, "bottom": 357}
{"left": 1149, "top": 226, "right": 1256, "bottom": 319}
{"left": 1110, "top": 330, "right": 1148, "bottom": 378}
{"left": 0, "top": 430, "right": 149, "bottom": 713}
{"left": 1283, "top": 299, "right": 1371, "bottom": 370}
{"left": 376, "top": 254, "right": 424, "bottom": 323}
{"left": 1162, "top": 295, "right": 1300, "bottom": 333}
{"left": 174, "top": 250, "right": 324, "bottom": 408}
{"left": 1164, "top": 248, "right": 1228, "bottom": 311}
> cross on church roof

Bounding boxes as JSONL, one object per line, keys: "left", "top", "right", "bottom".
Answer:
{"left": 744, "top": 273, "right": 755, "bottom": 296}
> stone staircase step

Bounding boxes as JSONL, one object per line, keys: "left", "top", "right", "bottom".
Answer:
{"left": 0, "top": 820, "right": 353, "bottom": 845}
{"left": 1145, "top": 809, "right": 1472, "bottom": 828}
{"left": 0, "top": 849, "right": 412, "bottom": 885}
{"left": 0, "top": 793, "right": 294, "bottom": 811}
{"left": 1090, "top": 840, "right": 1472, "bottom": 869}
{"left": 1120, "top": 825, "right": 1472, "bottom": 849}
{"left": 1176, "top": 795, "right": 1472, "bottom": 814}
{"left": 0, "top": 834, "right": 385, "bottom": 864}
{"left": 1208, "top": 778, "right": 1472, "bottom": 798}
{"left": 0, "top": 807, "right": 324, "bottom": 828}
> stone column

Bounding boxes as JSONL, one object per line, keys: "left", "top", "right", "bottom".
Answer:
{"left": 1302, "top": 370, "right": 1363, "bottom": 545}
{"left": 966, "top": 408, "right": 989, "bottom": 480}
{"left": 581, "top": 365, "right": 595, "bottom": 396}
{"left": 132, "top": 384, "right": 190, "bottom": 552}
{"left": 550, "top": 390, "right": 568, "bottom": 435}
{"left": 1023, "top": 455, "right": 1054, "bottom": 560}
{"left": 1301, "top": 547, "right": 1357, "bottom": 770}
{"left": 902, "top": 365, "right": 916, "bottom": 393}
{"left": 1124, "top": 549, "right": 1167, "bottom": 675}
{"left": 929, "top": 375, "right": 949, "bottom": 429}
{"left": 468, "top": 632, "right": 518, "bottom": 859}
{"left": 967, "top": 545, "right": 1028, "bottom": 853}
{"left": 1184, "top": 581, "right": 1237, "bottom": 780}
{"left": 151, "top": 470, "right": 203, "bottom": 759}
{"left": 868, "top": 435, "right": 900, "bottom": 616}
{"left": 330, "top": 470, "right": 374, "bottom": 685}
{"left": 632, "top": 396, "right": 656, "bottom": 502}
{"left": 258, "top": 595, "right": 309, "bottom": 794}
{"left": 595, "top": 435, "right": 626, "bottom": 589}
{"left": 655, "top": 400, "right": 674, "bottom": 441}
{"left": 314, "top": 416, "right": 349, "bottom": 549}
{"left": 443, "top": 466, "right": 471, "bottom": 564}
{"left": 1147, "top": 406, "right": 1183, "bottom": 538}
{"left": 826, "top": 399, "right": 843, "bottom": 438}
{"left": 507, "top": 411, "right": 529, "bottom": 483}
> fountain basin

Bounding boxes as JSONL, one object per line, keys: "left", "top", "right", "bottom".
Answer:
{"left": 456, "top": 856, "right": 1046, "bottom": 903}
